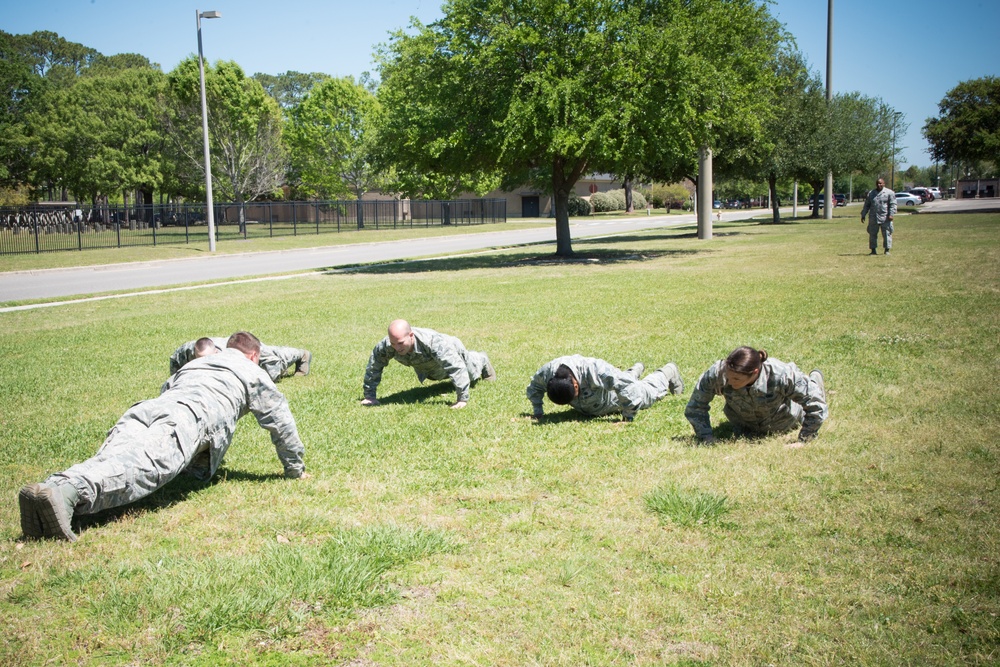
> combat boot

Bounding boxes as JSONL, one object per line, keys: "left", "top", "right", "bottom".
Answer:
{"left": 626, "top": 362, "right": 645, "bottom": 378}
{"left": 481, "top": 360, "right": 497, "bottom": 381}
{"left": 19, "top": 482, "right": 78, "bottom": 542}
{"left": 660, "top": 362, "right": 684, "bottom": 394}
{"left": 294, "top": 350, "right": 312, "bottom": 376}
{"left": 810, "top": 369, "right": 826, "bottom": 402}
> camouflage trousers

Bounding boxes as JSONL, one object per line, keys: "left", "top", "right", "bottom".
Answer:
{"left": 867, "top": 219, "right": 893, "bottom": 251}
{"left": 47, "top": 398, "right": 207, "bottom": 515}
{"left": 415, "top": 350, "right": 491, "bottom": 384}
{"left": 259, "top": 345, "right": 308, "bottom": 382}
{"left": 617, "top": 365, "right": 676, "bottom": 414}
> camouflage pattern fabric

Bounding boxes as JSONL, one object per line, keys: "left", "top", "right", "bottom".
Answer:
{"left": 363, "top": 327, "right": 491, "bottom": 403}
{"left": 861, "top": 187, "right": 897, "bottom": 251}
{"left": 48, "top": 348, "right": 305, "bottom": 515}
{"left": 861, "top": 186, "right": 897, "bottom": 224}
{"left": 685, "top": 358, "right": 827, "bottom": 441}
{"left": 527, "top": 355, "right": 677, "bottom": 420}
{"left": 169, "top": 337, "right": 309, "bottom": 382}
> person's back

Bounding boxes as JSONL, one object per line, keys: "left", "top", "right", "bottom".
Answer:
{"left": 20, "top": 334, "right": 305, "bottom": 541}
{"left": 161, "top": 347, "right": 304, "bottom": 480}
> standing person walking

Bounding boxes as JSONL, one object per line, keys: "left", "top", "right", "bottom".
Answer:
{"left": 861, "top": 178, "right": 897, "bottom": 255}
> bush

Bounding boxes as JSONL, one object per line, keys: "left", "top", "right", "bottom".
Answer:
{"left": 651, "top": 183, "right": 691, "bottom": 209}
{"left": 567, "top": 194, "right": 592, "bottom": 216}
{"left": 590, "top": 188, "right": 647, "bottom": 212}
{"left": 589, "top": 191, "right": 618, "bottom": 212}
{"left": 629, "top": 190, "right": 648, "bottom": 210}
{"left": 607, "top": 189, "right": 627, "bottom": 209}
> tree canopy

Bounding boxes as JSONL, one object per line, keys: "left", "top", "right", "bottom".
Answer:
{"left": 254, "top": 70, "right": 331, "bottom": 110}
{"left": 376, "top": 0, "right": 787, "bottom": 256}
{"left": 285, "top": 76, "right": 382, "bottom": 200}
{"left": 923, "top": 76, "right": 1000, "bottom": 167}
{"left": 167, "top": 58, "right": 286, "bottom": 214}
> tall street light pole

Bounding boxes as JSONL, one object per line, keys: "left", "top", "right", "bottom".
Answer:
{"left": 197, "top": 9, "right": 221, "bottom": 252}
{"left": 890, "top": 111, "right": 902, "bottom": 190}
{"left": 824, "top": 0, "right": 834, "bottom": 220}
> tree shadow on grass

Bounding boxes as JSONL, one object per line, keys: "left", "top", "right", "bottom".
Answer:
{"left": 328, "top": 247, "right": 706, "bottom": 276}
{"left": 73, "top": 467, "right": 285, "bottom": 536}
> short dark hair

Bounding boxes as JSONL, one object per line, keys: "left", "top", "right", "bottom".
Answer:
{"left": 725, "top": 346, "right": 767, "bottom": 375}
{"left": 227, "top": 331, "right": 261, "bottom": 356}
{"left": 193, "top": 337, "right": 217, "bottom": 357}
{"left": 546, "top": 364, "right": 577, "bottom": 404}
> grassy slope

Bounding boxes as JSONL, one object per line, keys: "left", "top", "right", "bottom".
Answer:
{"left": 0, "top": 212, "right": 997, "bottom": 665}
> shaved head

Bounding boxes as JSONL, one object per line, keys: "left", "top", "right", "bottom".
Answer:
{"left": 387, "top": 319, "right": 415, "bottom": 355}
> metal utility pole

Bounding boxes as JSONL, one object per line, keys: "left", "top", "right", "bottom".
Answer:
{"left": 197, "top": 9, "right": 221, "bottom": 252}
{"left": 824, "top": 0, "right": 834, "bottom": 220}
{"left": 697, "top": 145, "right": 713, "bottom": 240}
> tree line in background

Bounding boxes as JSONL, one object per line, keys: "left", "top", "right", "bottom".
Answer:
{"left": 2, "top": 2, "right": 995, "bottom": 255}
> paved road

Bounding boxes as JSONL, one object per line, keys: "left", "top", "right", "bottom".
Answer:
{"left": 0, "top": 210, "right": 768, "bottom": 303}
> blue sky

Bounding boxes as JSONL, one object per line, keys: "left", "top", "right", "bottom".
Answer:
{"left": 3, "top": 0, "right": 998, "bottom": 169}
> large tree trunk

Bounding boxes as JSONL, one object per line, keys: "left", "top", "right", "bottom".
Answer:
{"left": 237, "top": 195, "right": 247, "bottom": 236}
{"left": 624, "top": 179, "right": 634, "bottom": 213}
{"left": 809, "top": 179, "right": 824, "bottom": 218}
{"left": 768, "top": 173, "right": 781, "bottom": 224}
{"left": 551, "top": 156, "right": 588, "bottom": 257}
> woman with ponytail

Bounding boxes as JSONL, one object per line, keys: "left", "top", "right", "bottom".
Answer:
{"left": 685, "top": 347, "right": 828, "bottom": 446}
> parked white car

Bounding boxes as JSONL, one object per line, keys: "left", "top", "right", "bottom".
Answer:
{"left": 895, "top": 192, "right": 922, "bottom": 206}
{"left": 927, "top": 186, "right": 943, "bottom": 199}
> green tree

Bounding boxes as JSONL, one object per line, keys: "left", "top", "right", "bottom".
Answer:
{"left": 0, "top": 30, "right": 47, "bottom": 188}
{"left": 27, "top": 67, "right": 167, "bottom": 209}
{"left": 13, "top": 30, "right": 99, "bottom": 89}
{"left": 285, "top": 76, "right": 383, "bottom": 200}
{"left": 254, "top": 70, "right": 331, "bottom": 110}
{"left": 923, "top": 76, "right": 1000, "bottom": 167}
{"left": 617, "top": 1, "right": 786, "bottom": 212}
{"left": 166, "top": 58, "right": 286, "bottom": 228}
{"left": 376, "top": 0, "right": 785, "bottom": 255}
{"left": 792, "top": 92, "right": 896, "bottom": 218}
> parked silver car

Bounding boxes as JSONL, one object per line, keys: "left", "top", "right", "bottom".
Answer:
{"left": 895, "top": 192, "right": 922, "bottom": 206}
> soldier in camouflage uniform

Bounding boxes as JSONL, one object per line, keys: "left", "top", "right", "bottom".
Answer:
{"left": 18, "top": 332, "right": 307, "bottom": 542}
{"left": 860, "top": 177, "right": 897, "bottom": 255}
{"left": 170, "top": 336, "right": 311, "bottom": 381}
{"left": 527, "top": 355, "right": 684, "bottom": 421}
{"left": 362, "top": 319, "right": 495, "bottom": 410}
{"left": 685, "top": 346, "right": 827, "bottom": 446}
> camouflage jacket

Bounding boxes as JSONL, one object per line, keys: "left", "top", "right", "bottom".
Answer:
{"left": 363, "top": 327, "right": 474, "bottom": 402}
{"left": 685, "top": 358, "right": 827, "bottom": 440}
{"left": 861, "top": 187, "right": 897, "bottom": 223}
{"left": 527, "top": 355, "right": 642, "bottom": 419}
{"left": 160, "top": 348, "right": 305, "bottom": 478}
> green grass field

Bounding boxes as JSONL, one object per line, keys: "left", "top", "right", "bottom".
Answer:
{"left": 1, "top": 211, "right": 998, "bottom": 665}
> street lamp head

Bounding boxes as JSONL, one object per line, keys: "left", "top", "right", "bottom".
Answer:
{"left": 200, "top": 10, "right": 221, "bottom": 19}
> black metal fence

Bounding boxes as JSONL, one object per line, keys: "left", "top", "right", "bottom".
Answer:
{"left": 0, "top": 198, "right": 507, "bottom": 255}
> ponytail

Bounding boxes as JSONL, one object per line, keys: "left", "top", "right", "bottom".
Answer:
{"left": 726, "top": 347, "right": 766, "bottom": 375}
